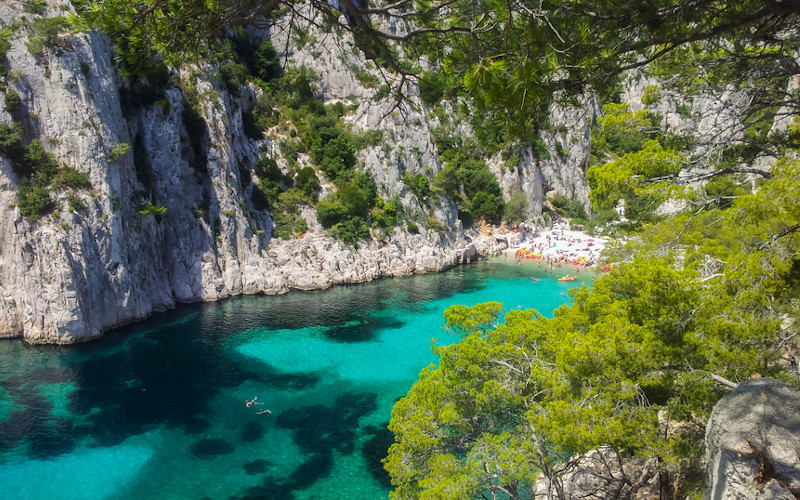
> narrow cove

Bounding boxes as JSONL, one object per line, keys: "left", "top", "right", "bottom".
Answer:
{"left": 0, "top": 257, "right": 594, "bottom": 499}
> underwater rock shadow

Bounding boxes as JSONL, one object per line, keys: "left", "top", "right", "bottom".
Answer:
{"left": 362, "top": 422, "right": 394, "bottom": 488}
{"left": 191, "top": 438, "right": 236, "bottom": 458}
{"left": 321, "top": 315, "right": 405, "bottom": 343}
{"left": 230, "top": 391, "right": 379, "bottom": 499}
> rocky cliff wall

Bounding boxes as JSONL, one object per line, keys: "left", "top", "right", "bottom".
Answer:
{"left": 489, "top": 98, "right": 598, "bottom": 220}
{"left": 0, "top": 4, "right": 483, "bottom": 344}
{"left": 704, "top": 378, "right": 800, "bottom": 499}
{"left": 0, "top": 2, "right": 600, "bottom": 344}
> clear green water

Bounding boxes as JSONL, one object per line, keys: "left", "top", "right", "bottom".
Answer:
{"left": 0, "top": 257, "right": 592, "bottom": 499}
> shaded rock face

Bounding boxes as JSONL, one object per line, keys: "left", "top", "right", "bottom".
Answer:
{"left": 490, "top": 98, "right": 597, "bottom": 220}
{"left": 533, "top": 446, "right": 660, "bottom": 500}
{"left": 704, "top": 378, "right": 800, "bottom": 500}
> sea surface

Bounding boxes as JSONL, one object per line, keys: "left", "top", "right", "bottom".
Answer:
{"left": 0, "top": 257, "right": 593, "bottom": 499}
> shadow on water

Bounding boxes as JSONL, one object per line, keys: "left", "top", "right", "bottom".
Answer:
{"left": 1, "top": 366, "right": 78, "bottom": 457}
{"left": 321, "top": 315, "right": 405, "bottom": 343}
{"left": 232, "top": 392, "right": 378, "bottom": 499}
{"left": 191, "top": 438, "right": 236, "bottom": 458}
{"left": 0, "top": 302, "right": 322, "bottom": 461}
{"left": 240, "top": 421, "right": 266, "bottom": 443}
{"left": 362, "top": 422, "right": 394, "bottom": 488}
{"left": 243, "top": 458, "right": 272, "bottom": 475}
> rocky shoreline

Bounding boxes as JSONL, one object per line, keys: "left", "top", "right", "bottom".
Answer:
{"left": 1, "top": 224, "right": 509, "bottom": 345}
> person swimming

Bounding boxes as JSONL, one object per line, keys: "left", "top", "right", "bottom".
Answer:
{"left": 256, "top": 409, "right": 271, "bottom": 415}
{"left": 245, "top": 397, "right": 261, "bottom": 407}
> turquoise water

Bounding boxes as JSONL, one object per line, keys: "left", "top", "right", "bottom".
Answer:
{"left": 0, "top": 257, "right": 593, "bottom": 499}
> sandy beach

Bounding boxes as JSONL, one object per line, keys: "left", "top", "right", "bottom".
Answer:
{"left": 507, "top": 227, "right": 608, "bottom": 273}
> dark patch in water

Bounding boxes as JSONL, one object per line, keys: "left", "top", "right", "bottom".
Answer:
{"left": 362, "top": 423, "right": 394, "bottom": 488}
{"left": 234, "top": 482, "right": 292, "bottom": 499}
{"left": 288, "top": 452, "right": 332, "bottom": 489}
{"left": 212, "top": 267, "right": 480, "bottom": 336}
{"left": 276, "top": 392, "right": 377, "bottom": 457}
{"left": 243, "top": 458, "right": 271, "bottom": 475}
{"left": 246, "top": 369, "right": 319, "bottom": 392}
{"left": 191, "top": 438, "right": 235, "bottom": 458}
{"left": 183, "top": 416, "right": 212, "bottom": 435}
{"left": 240, "top": 421, "right": 266, "bottom": 443}
{"left": 231, "top": 391, "right": 379, "bottom": 497}
{"left": 322, "top": 315, "right": 405, "bottom": 343}
{"left": 28, "top": 425, "right": 77, "bottom": 459}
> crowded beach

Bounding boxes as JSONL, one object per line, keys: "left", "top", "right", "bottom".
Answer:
{"left": 507, "top": 223, "right": 612, "bottom": 276}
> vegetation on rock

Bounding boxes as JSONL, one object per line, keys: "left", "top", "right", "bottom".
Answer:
{"left": 7, "top": 1, "right": 800, "bottom": 496}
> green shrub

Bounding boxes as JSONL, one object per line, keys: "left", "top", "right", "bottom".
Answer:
{"left": 295, "top": 166, "right": 320, "bottom": 199}
{"left": 24, "top": 139, "right": 59, "bottom": 181}
{"left": 504, "top": 190, "right": 529, "bottom": 224}
{"left": 108, "top": 142, "right": 130, "bottom": 161}
{"left": 471, "top": 191, "right": 504, "bottom": 223}
{"left": 550, "top": 195, "right": 588, "bottom": 220}
{"left": 676, "top": 102, "right": 692, "bottom": 118}
{"left": 583, "top": 207, "right": 619, "bottom": 233}
{"left": 337, "top": 182, "right": 369, "bottom": 219}
{"left": 23, "top": 0, "right": 47, "bottom": 15}
{"left": 0, "top": 123, "right": 28, "bottom": 174}
{"left": 252, "top": 93, "right": 280, "bottom": 129}
{"left": 350, "top": 129, "right": 383, "bottom": 149}
{"left": 353, "top": 67, "right": 380, "bottom": 88}
{"left": 26, "top": 17, "right": 70, "bottom": 57}
{"left": 430, "top": 144, "right": 504, "bottom": 227}
{"left": 704, "top": 175, "right": 748, "bottom": 209}
{"left": 374, "top": 84, "right": 390, "bottom": 100}
{"left": 220, "top": 62, "right": 248, "bottom": 97}
{"left": 316, "top": 196, "right": 347, "bottom": 228}
{"left": 17, "top": 181, "right": 53, "bottom": 219}
{"left": 407, "top": 222, "right": 419, "bottom": 234}
{"left": 402, "top": 172, "right": 431, "bottom": 201}
{"left": 138, "top": 202, "right": 168, "bottom": 217}
{"left": 334, "top": 216, "right": 369, "bottom": 244}
{"left": 232, "top": 31, "right": 283, "bottom": 84}
{"left": 4, "top": 89, "right": 22, "bottom": 119}
{"left": 66, "top": 193, "right": 86, "bottom": 211}
{"left": 317, "top": 135, "right": 356, "bottom": 182}
{"left": 371, "top": 198, "right": 399, "bottom": 228}
{"left": 53, "top": 166, "right": 91, "bottom": 189}
{"left": 418, "top": 71, "right": 445, "bottom": 106}
{"left": 254, "top": 154, "right": 283, "bottom": 181}
{"left": 641, "top": 84, "right": 662, "bottom": 106}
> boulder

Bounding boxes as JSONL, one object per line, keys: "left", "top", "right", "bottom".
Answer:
{"left": 705, "top": 378, "right": 800, "bottom": 500}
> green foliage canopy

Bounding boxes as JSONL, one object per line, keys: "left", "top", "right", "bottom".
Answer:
{"left": 387, "top": 161, "right": 800, "bottom": 497}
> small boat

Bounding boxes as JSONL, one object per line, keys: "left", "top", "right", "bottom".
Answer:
{"left": 558, "top": 275, "right": 577, "bottom": 282}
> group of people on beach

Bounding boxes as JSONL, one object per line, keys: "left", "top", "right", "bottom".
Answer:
{"left": 513, "top": 228, "right": 605, "bottom": 273}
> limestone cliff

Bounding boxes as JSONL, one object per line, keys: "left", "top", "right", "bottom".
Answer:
{"left": 0, "top": 5, "right": 490, "bottom": 344}
{"left": 489, "top": 98, "right": 598, "bottom": 221}
{"left": 704, "top": 378, "right": 800, "bottom": 500}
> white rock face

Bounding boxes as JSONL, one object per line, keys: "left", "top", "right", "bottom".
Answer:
{"left": 490, "top": 98, "right": 597, "bottom": 219}
{"left": 0, "top": 7, "right": 489, "bottom": 344}
{"left": 704, "top": 378, "right": 800, "bottom": 500}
